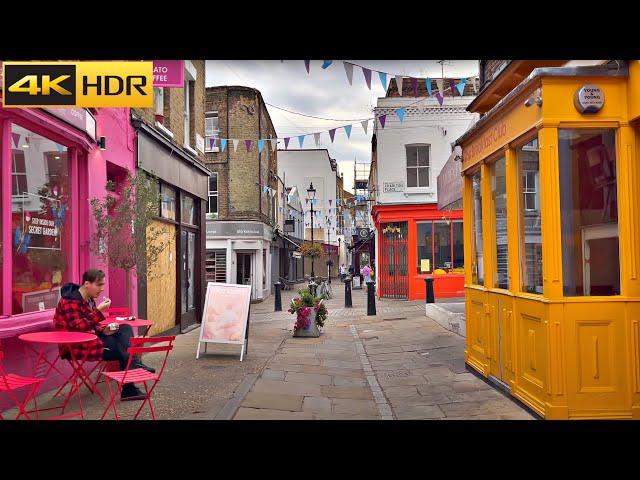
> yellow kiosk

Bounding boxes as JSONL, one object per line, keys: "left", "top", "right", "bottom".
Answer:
{"left": 457, "top": 61, "right": 640, "bottom": 419}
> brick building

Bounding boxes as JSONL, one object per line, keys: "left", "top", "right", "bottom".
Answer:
{"left": 131, "top": 60, "right": 210, "bottom": 334}
{"left": 203, "top": 86, "right": 278, "bottom": 301}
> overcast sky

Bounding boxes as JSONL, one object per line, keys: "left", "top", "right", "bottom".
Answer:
{"left": 205, "top": 60, "right": 478, "bottom": 192}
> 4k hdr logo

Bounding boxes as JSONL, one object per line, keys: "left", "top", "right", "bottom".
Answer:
{"left": 2, "top": 61, "right": 153, "bottom": 107}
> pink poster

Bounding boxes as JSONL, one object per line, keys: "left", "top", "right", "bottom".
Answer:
{"left": 200, "top": 284, "right": 251, "bottom": 344}
{"left": 153, "top": 60, "right": 184, "bottom": 88}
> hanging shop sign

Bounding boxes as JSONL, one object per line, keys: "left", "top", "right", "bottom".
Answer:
{"left": 574, "top": 84, "right": 604, "bottom": 114}
{"left": 152, "top": 60, "right": 184, "bottom": 88}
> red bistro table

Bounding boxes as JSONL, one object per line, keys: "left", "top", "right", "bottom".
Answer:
{"left": 18, "top": 331, "right": 98, "bottom": 420}
{"left": 99, "top": 318, "right": 153, "bottom": 337}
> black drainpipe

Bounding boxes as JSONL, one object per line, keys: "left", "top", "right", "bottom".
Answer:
{"left": 258, "top": 91, "right": 262, "bottom": 220}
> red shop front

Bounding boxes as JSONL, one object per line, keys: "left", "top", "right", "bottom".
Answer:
{"left": 372, "top": 203, "right": 464, "bottom": 300}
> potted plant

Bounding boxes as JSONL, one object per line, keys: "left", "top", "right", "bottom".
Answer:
{"left": 288, "top": 287, "right": 328, "bottom": 338}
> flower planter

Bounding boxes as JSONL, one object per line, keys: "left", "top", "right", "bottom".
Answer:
{"left": 293, "top": 305, "right": 320, "bottom": 338}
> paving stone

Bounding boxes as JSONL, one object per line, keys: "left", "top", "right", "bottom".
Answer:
{"left": 271, "top": 355, "right": 321, "bottom": 366}
{"left": 321, "top": 360, "right": 362, "bottom": 369}
{"left": 332, "top": 376, "right": 366, "bottom": 387}
{"left": 417, "top": 383, "right": 455, "bottom": 396}
{"left": 252, "top": 379, "right": 323, "bottom": 397}
{"left": 321, "top": 385, "right": 373, "bottom": 400}
{"left": 313, "top": 413, "right": 380, "bottom": 420}
{"left": 452, "top": 381, "right": 492, "bottom": 393}
{"left": 285, "top": 372, "right": 333, "bottom": 385}
{"left": 261, "top": 369, "right": 285, "bottom": 380}
{"left": 394, "top": 405, "right": 446, "bottom": 420}
{"left": 332, "top": 398, "right": 378, "bottom": 415}
{"left": 377, "top": 404, "right": 393, "bottom": 417}
{"left": 389, "top": 394, "right": 451, "bottom": 408}
{"left": 382, "top": 386, "right": 420, "bottom": 398}
{"left": 234, "top": 408, "right": 314, "bottom": 420}
{"left": 377, "top": 375, "right": 428, "bottom": 387}
{"left": 241, "top": 392, "right": 303, "bottom": 412}
{"left": 302, "top": 396, "right": 332, "bottom": 414}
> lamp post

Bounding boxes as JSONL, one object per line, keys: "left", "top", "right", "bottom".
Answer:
{"left": 307, "top": 182, "right": 316, "bottom": 280}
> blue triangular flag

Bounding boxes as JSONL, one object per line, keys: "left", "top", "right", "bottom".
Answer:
{"left": 55, "top": 143, "right": 65, "bottom": 153}
{"left": 426, "top": 78, "right": 432, "bottom": 96}
{"left": 258, "top": 139, "right": 265, "bottom": 153}
{"left": 14, "top": 227, "right": 22, "bottom": 247}
{"left": 298, "top": 135, "right": 305, "bottom": 148}
{"left": 220, "top": 139, "right": 227, "bottom": 152}
{"left": 344, "top": 124, "right": 352, "bottom": 138}
{"left": 378, "top": 71, "right": 387, "bottom": 90}
{"left": 456, "top": 79, "right": 467, "bottom": 96}
{"left": 396, "top": 108, "right": 406, "bottom": 122}
{"left": 321, "top": 60, "right": 333, "bottom": 69}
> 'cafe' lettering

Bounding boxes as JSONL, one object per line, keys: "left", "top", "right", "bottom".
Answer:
{"left": 466, "top": 122, "right": 507, "bottom": 162}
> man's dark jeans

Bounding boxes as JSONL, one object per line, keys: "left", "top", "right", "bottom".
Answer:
{"left": 99, "top": 323, "right": 135, "bottom": 370}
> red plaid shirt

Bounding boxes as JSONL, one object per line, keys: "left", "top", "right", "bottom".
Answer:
{"left": 53, "top": 295, "right": 107, "bottom": 361}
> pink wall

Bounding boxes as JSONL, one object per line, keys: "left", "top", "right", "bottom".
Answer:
{"left": 0, "top": 107, "right": 137, "bottom": 414}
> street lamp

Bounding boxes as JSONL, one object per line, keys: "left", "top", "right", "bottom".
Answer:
{"left": 307, "top": 182, "right": 316, "bottom": 280}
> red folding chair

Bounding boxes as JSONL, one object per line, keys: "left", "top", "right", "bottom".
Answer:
{"left": 0, "top": 350, "right": 44, "bottom": 420}
{"left": 100, "top": 336, "right": 175, "bottom": 420}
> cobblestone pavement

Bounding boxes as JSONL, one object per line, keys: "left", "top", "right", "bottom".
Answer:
{"left": 6, "top": 280, "right": 534, "bottom": 420}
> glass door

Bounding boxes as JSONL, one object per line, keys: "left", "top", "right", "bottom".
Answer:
{"left": 180, "top": 230, "right": 197, "bottom": 331}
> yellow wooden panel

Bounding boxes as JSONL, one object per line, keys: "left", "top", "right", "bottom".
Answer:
{"left": 518, "top": 305, "right": 548, "bottom": 398}
{"left": 146, "top": 221, "right": 176, "bottom": 335}
{"left": 465, "top": 288, "right": 489, "bottom": 376}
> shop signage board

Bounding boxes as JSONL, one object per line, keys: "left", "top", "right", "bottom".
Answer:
{"left": 353, "top": 275, "right": 362, "bottom": 289}
{"left": 574, "top": 84, "right": 604, "bottom": 113}
{"left": 196, "top": 283, "right": 251, "bottom": 361}
{"left": 437, "top": 146, "right": 463, "bottom": 210}
{"left": 152, "top": 60, "right": 184, "bottom": 88}
{"left": 383, "top": 181, "right": 405, "bottom": 193}
{"left": 42, "top": 107, "right": 97, "bottom": 141}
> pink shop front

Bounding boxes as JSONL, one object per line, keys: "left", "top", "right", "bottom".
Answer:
{"left": 0, "top": 106, "right": 137, "bottom": 412}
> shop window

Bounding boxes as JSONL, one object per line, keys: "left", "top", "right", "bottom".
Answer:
{"left": 11, "top": 124, "right": 70, "bottom": 315}
{"left": 559, "top": 129, "right": 619, "bottom": 296}
{"left": 207, "top": 173, "right": 218, "bottom": 219}
{"left": 491, "top": 157, "right": 509, "bottom": 289}
{"left": 416, "top": 222, "right": 433, "bottom": 273}
{"left": 452, "top": 221, "right": 464, "bottom": 271}
{"left": 205, "top": 112, "right": 220, "bottom": 152}
{"left": 406, "top": 144, "right": 430, "bottom": 188}
{"left": 471, "top": 171, "right": 484, "bottom": 285}
{"left": 518, "top": 137, "right": 543, "bottom": 294}
{"left": 206, "top": 250, "right": 227, "bottom": 283}
{"left": 160, "top": 183, "right": 176, "bottom": 220}
{"left": 181, "top": 195, "right": 196, "bottom": 226}
{"left": 434, "top": 221, "right": 451, "bottom": 270}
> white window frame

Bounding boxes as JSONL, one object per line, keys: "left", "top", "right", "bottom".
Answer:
{"left": 205, "top": 111, "right": 220, "bottom": 153}
{"left": 207, "top": 173, "right": 218, "bottom": 220}
{"left": 522, "top": 170, "right": 538, "bottom": 212}
{"left": 405, "top": 144, "right": 431, "bottom": 190}
{"left": 12, "top": 150, "right": 28, "bottom": 198}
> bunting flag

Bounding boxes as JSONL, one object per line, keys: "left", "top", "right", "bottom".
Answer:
{"left": 306, "top": 199, "right": 309, "bottom": 204}
{"left": 11, "top": 133, "right": 21, "bottom": 149}
{"left": 362, "top": 67, "right": 372, "bottom": 89}
{"left": 329, "top": 128, "right": 336, "bottom": 143}
{"left": 379, "top": 114, "right": 387, "bottom": 128}
{"left": 284, "top": 137, "right": 290, "bottom": 149}
{"left": 314, "top": 132, "right": 321, "bottom": 146}
{"left": 304, "top": 60, "right": 310, "bottom": 74}
{"left": 209, "top": 138, "right": 216, "bottom": 150}
{"left": 395, "top": 107, "right": 406, "bottom": 122}
{"left": 426, "top": 78, "right": 432, "bottom": 96}
{"left": 257, "top": 139, "right": 265, "bottom": 153}
{"left": 473, "top": 79, "right": 478, "bottom": 93}
{"left": 245, "top": 140, "right": 252, "bottom": 152}
{"left": 220, "top": 139, "right": 227, "bottom": 152}
{"left": 456, "top": 78, "right": 467, "bottom": 96}
{"left": 396, "top": 75, "right": 404, "bottom": 96}
{"left": 378, "top": 71, "right": 387, "bottom": 90}
{"left": 361, "top": 120, "right": 369, "bottom": 135}
{"left": 233, "top": 139, "right": 240, "bottom": 152}
{"left": 449, "top": 79, "right": 457, "bottom": 96}
{"left": 55, "top": 143, "right": 65, "bottom": 153}
{"left": 343, "top": 62, "right": 354, "bottom": 85}
{"left": 298, "top": 135, "right": 305, "bottom": 148}
{"left": 321, "top": 60, "right": 333, "bottom": 69}
{"left": 270, "top": 138, "right": 278, "bottom": 151}
{"left": 435, "top": 92, "right": 444, "bottom": 106}
{"left": 344, "top": 124, "right": 352, "bottom": 139}
{"left": 329, "top": 199, "right": 332, "bottom": 206}
{"left": 411, "top": 77, "right": 418, "bottom": 97}
{"left": 436, "top": 78, "right": 444, "bottom": 94}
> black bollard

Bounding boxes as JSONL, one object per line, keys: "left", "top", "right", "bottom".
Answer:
{"left": 274, "top": 282, "right": 282, "bottom": 311}
{"left": 425, "top": 277, "right": 435, "bottom": 304}
{"left": 367, "top": 282, "right": 376, "bottom": 316}
{"left": 345, "top": 275, "right": 353, "bottom": 308}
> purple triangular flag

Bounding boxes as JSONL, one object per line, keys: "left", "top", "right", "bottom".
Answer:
{"left": 304, "top": 60, "right": 310, "bottom": 74}
{"left": 411, "top": 77, "right": 418, "bottom": 97}
{"left": 284, "top": 137, "right": 290, "bottom": 149}
{"left": 362, "top": 67, "right": 372, "bottom": 89}
{"left": 435, "top": 92, "right": 444, "bottom": 106}
{"left": 11, "top": 133, "right": 21, "bottom": 149}
{"left": 329, "top": 129, "right": 336, "bottom": 143}
{"left": 245, "top": 140, "right": 252, "bottom": 152}
{"left": 379, "top": 114, "right": 387, "bottom": 128}
{"left": 209, "top": 138, "right": 216, "bottom": 150}
{"left": 449, "top": 79, "right": 457, "bottom": 96}
{"left": 329, "top": 199, "right": 332, "bottom": 206}
{"left": 343, "top": 62, "right": 354, "bottom": 85}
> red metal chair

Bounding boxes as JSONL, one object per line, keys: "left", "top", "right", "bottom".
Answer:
{"left": 100, "top": 336, "right": 175, "bottom": 420}
{"left": 0, "top": 350, "right": 44, "bottom": 420}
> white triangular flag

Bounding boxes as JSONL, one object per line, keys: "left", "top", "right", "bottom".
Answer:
{"left": 343, "top": 62, "right": 354, "bottom": 85}
{"left": 361, "top": 120, "right": 368, "bottom": 135}
{"left": 270, "top": 139, "right": 277, "bottom": 151}
{"left": 232, "top": 139, "right": 240, "bottom": 152}
{"left": 396, "top": 75, "right": 404, "bottom": 96}
{"left": 436, "top": 78, "right": 444, "bottom": 95}
{"left": 314, "top": 132, "right": 321, "bottom": 146}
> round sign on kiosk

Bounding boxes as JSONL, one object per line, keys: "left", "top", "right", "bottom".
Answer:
{"left": 574, "top": 84, "right": 604, "bottom": 114}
